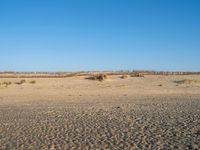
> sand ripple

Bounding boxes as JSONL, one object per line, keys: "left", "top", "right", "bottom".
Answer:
{"left": 0, "top": 96, "right": 200, "bottom": 149}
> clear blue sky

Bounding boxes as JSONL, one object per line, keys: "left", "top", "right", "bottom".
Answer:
{"left": 0, "top": 0, "right": 200, "bottom": 72}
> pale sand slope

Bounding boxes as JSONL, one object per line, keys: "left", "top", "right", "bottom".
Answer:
{"left": 0, "top": 75, "right": 200, "bottom": 149}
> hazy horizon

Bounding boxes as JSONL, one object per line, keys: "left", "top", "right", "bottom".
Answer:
{"left": 0, "top": 69, "right": 200, "bottom": 73}
{"left": 1, "top": 0, "right": 200, "bottom": 72}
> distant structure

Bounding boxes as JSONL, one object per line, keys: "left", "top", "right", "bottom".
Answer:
{"left": 0, "top": 70, "right": 199, "bottom": 78}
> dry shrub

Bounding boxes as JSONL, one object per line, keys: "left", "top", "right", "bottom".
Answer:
{"left": 30, "top": 80, "right": 36, "bottom": 84}
{"left": 89, "top": 73, "right": 108, "bottom": 81}
{"left": 174, "top": 79, "right": 200, "bottom": 84}
{"left": 20, "top": 79, "right": 26, "bottom": 84}
{"left": 3, "top": 82, "right": 12, "bottom": 85}
{"left": 120, "top": 75, "right": 129, "bottom": 79}
{"left": 0, "top": 82, "right": 12, "bottom": 88}
{"left": 130, "top": 73, "right": 144, "bottom": 77}
{"left": 15, "top": 79, "right": 26, "bottom": 85}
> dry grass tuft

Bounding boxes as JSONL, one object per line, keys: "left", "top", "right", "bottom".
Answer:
{"left": 20, "top": 79, "right": 26, "bottom": 84}
{"left": 29, "top": 80, "right": 36, "bottom": 84}
{"left": 0, "top": 82, "right": 12, "bottom": 88}
{"left": 120, "top": 75, "right": 129, "bottom": 79}
{"left": 15, "top": 79, "right": 26, "bottom": 85}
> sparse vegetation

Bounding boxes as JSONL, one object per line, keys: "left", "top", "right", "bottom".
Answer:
{"left": 1, "top": 79, "right": 37, "bottom": 87}
{"left": 130, "top": 73, "right": 144, "bottom": 77}
{"left": 174, "top": 79, "right": 200, "bottom": 84}
{"left": 20, "top": 79, "right": 26, "bottom": 84}
{"left": 120, "top": 75, "right": 129, "bottom": 79}
{"left": 95, "top": 74, "right": 108, "bottom": 81}
{"left": 0, "top": 81, "right": 12, "bottom": 88}
{"left": 15, "top": 79, "right": 26, "bottom": 85}
{"left": 30, "top": 80, "right": 36, "bottom": 84}
{"left": 87, "top": 73, "right": 108, "bottom": 81}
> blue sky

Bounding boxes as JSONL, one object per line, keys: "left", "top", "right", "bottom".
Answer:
{"left": 0, "top": 0, "right": 200, "bottom": 72}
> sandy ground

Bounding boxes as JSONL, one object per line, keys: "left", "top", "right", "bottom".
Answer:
{"left": 0, "top": 75, "right": 200, "bottom": 149}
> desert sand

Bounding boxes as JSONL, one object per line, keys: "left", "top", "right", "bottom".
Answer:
{"left": 0, "top": 75, "right": 200, "bottom": 149}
